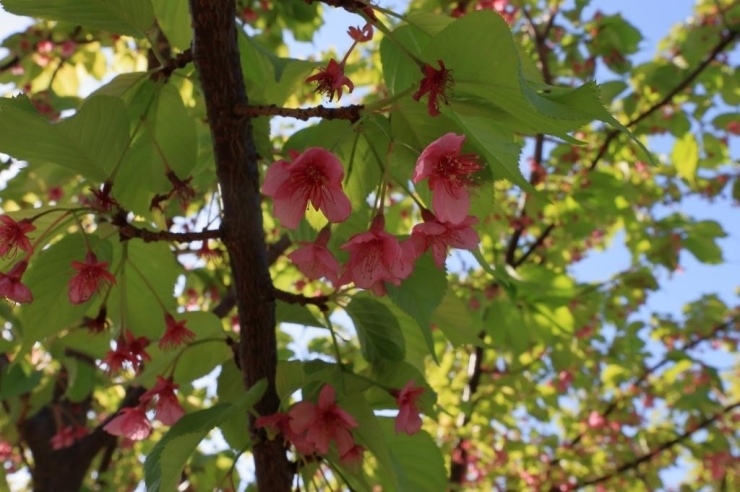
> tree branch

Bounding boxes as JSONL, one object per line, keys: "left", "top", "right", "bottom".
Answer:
{"left": 234, "top": 103, "right": 364, "bottom": 123}
{"left": 188, "top": 2, "right": 292, "bottom": 490}
{"left": 273, "top": 288, "right": 331, "bottom": 312}
{"left": 568, "top": 400, "right": 740, "bottom": 490}
{"left": 116, "top": 222, "right": 221, "bottom": 243}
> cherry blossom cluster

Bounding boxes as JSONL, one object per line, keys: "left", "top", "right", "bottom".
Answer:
{"left": 103, "top": 376, "right": 185, "bottom": 441}
{"left": 256, "top": 381, "right": 424, "bottom": 468}
{"left": 263, "top": 132, "right": 482, "bottom": 295}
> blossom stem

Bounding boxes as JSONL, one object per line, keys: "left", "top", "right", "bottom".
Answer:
{"left": 126, "top": 257, "right": 168, "bottom": 312}
{"left": 391, "top": 176, "right": 425, "bottom": 210}
{"left": 71, "top": 212, "right": 92, "bottom": 251}
{"left": 363, "top": 86, "right": 415, "bottom": 112}
{"left": 29, "top": 211, "right": 73, "bottom": 253}
{"left": 106, "top": 82, "right": 160, "bottom": 183}
{"left": 159, "top": 337, "right": 226, "bottom": 378}
{"left": 324, "top": 312, "right": 345, "bottom": 391}
{"left": 366, "top": 14, "right": 425, "bottom": 68}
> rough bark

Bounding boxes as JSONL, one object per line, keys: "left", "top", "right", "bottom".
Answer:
{"left": 188, "top": 1, "right": 292, "bottom": 491}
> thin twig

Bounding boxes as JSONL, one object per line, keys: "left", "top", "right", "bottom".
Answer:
{"left": 234, "top": 103, "right": 364, "bottom": 123}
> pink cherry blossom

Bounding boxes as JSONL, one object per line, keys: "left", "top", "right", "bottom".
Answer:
{"left": 305, "top": 58, "right": 354, "bottom": 101}
{"left": 392, "top": 380, "right": 425, "bottom": 435}
{"left": 103, "top": 405, "right": 152, "bottom": 441}
{"left": 68, "top": 252, "right": 116, "bottom": 304}
{"left": 412, "top": 60, "right": 454, "bottom": 116}
{"left": 0, "top": 215, "right": 35, "bottom": 259}
{"left": 339, "top": 215, "right": 416, "bottom": 295}
{"left": 159, "top": 314, "right": 195, "bottom": 350}
{"left": 411, "top": 209, "right": 480, "bottom": 268}
{"left": 413, "top": 133, "right": 482, "bottom": 224}
{"left": 288, "top": 384, "right": 358, "bottom": 455}
{"left": 255, "top": 412, "right": 316, "bottom": 455}
{"left": 340, "top": 444, "right": 365, "bottom": 470}
{"left": 262, "top": 148, "right": 351, "bottom": 229}
{"left": 287, "top": 227, "right": 340, "bottom": 286}
{"left": 0, "top": 261, "right": 33, "bottom": 304}
{"left": 140, "top": 376, "right": 185, "bottom": 425}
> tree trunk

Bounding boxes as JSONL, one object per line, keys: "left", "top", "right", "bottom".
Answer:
{"left": 188, "top": 1, "right": 293, "bottom": 491}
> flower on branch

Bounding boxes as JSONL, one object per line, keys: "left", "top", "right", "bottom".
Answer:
{"left": 339, "top": 215, "right": 416, "bottom": 296}
{"left": 0, "top": 215, "right": 35, "bottom": 259}
{"left": 0, "top": 261, "right": 33, "bottom": 304}
{"left": 159, "top": 314, "right": 196, "bottom": 350}
{"left": 88, "top": 181, "right": 118, "bottom": 213}
{"left": 287, "top": 226, "right": 341, "bottom": 286}
{"left": 339, "top": 444, "right": 365, "bottom": 470}
{"left": 412, "top": 60, "right": 454, "bottom": 116}
{"left": 103, "top": 405, "right": 152, "bottom": 441}
{"left": 288, "top": 384, "right": 358, "bottom": 456}
{"left": 306, "top": 58, "right": 354, "bottom": 102}
{"left": 413, "top": 133, "right": 482, "bottom": 224}
{"left": 255, "top": 412, "right": 316, "bottom": 455}
{"left": 411, "top": 209, "right": 480, "bottom": 268}
{"left": 140, "top": 375, "right": 185, "bottom": 425}
{"left": 68, "top": 252, "right": 116, "bottom": 305}
{"left": 262, "top": 148, "right": 351, "bottom": 229}
{"left": 101, "top": 331, "right": 151, "bottom": 374}
{"left": 391, "top": 380, "right": 425, "bottom": 435}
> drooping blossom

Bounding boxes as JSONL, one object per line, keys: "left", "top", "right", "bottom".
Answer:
{"left": 287, "top": 226, "right": 340, "bottom": 286}
{"left": 140, "top": 375, "right": 185, "bottom": 425}
{"left": 255, "top": 412, "right": 316, "bottom": 455}
{"left": 289, "top": 384, "right": 358, "bottom": 455}
{"left": 391, "top": 380, "right": 425, "bottom": 435}
{"left": 411, "top": 209, "right": 480, "bottom": 268}
{"left": 68, "top": 252, "right": 116, "bottom": 304}
{"left": 0, "top": 261, "right": 33, "bottom": 304}
{"left": 339, "top": 215, "right": 416, "bottom": 296}
{"left": 103, "top": 405, "right": 152, "bottom": 441}
{"left": 0, "top": 215, "right": 35, "bottom": 259}
{"left": 101, "top": 331, "right": 151, "bottom": 374}
{"left": 305, "top": 58, "right": 354, "bottom": 101}
{"left": 413, "top": 133, "right": 482, "bottom": 224}
{"left": 159, "top": 314, "right": 196, "bottom": 350}
{"left": 339, "top": 444, "right": 365, "bottom": 470}
{"left": 412, "top": 60, "right": 454, "bottom": 116}
{"left": 262, "top": 148, "right": 351, "bottom": 229}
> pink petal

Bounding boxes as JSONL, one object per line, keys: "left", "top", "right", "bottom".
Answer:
{"left": 433, "top": 185, "right": 469, "bottom": 225}
{"left": 288, "top": 401, "right": 317, "bottom": 434}
{"left": 320, "top": 185, "right": 352, "bottom": 223}
{"left": 262, "top": 159, "right": 290, "bottom": 196}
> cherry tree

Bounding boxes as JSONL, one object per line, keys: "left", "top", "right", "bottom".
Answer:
{"left": 0, "top": 0, "right": 739, "bottom": 491}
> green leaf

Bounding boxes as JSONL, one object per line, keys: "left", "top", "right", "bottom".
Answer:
{"left": 0, "top": 0, "right": 154, "bottom": 37}
{"left": 0, "top": 364, "right": 42, "bottom": 399}
{"left": 431, "top": 290, "right": 484, "bottom": 347}
{"left": 276, "top": 300, "right": 324, "bottom": 328}
{"left": 372, "top": 418, "right": 446, "bottom": 492}
{"left": 275, "top": 360, "right": 306, "bottom": 401}
{"left": 386, "top": 253, "right": 447, "bottom": 339}
{"left": 0, "top": 95, "right": 130, "bottom": 181}
{"left": 108, "top": 240, "right": 180, "bottom": 340}
{"left": 216, "top": 362, "right": 250, "bottom": 451}
{"left": 345, "top": 296, "right": 405, "bottom": 362}
{"left": 144, "top": 380, "right": 266, "bottom": 492}
{"left": 672, "top": 133, "right": 699, "bottom": 186}
{"left": 151, "top": 0, "right": 192, "bottom": 51}
{"left": 380, "top": 24, "right": 430, "bottom": 95}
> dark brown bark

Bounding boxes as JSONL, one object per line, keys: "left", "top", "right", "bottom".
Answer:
{"left": 187, "top": 1, "right": 292, "bottom": 491}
